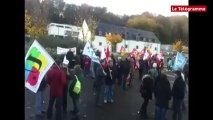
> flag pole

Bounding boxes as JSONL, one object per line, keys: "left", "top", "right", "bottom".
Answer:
{"left": 54, "top": 62, "right": 61, "bottom": 70}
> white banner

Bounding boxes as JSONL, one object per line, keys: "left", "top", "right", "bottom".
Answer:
{"left": 82, "top": 42, "right": 91, "bottom": 57}
{"left": 57, "top": 47, "right": 76, "bottom": 55}
{"left": 25, "top": 40, "right": 55, "bottom": 93}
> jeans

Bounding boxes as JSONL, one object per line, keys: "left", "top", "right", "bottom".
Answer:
{"left": 47, "top": 96, "right": 63, "bottom": 120}
{"left": 155, "top": 106, "right": 167, "bottom": 120}
{"left": 104, "top": 85, "right": 114, "bottom": 101}
{"left": 173, "top": 99, "right": 183, "bottom": 120}
{"left": 95, "top": 80, "right": 105, "bottom": 105}
{"left": 35, "top": 91, "right": 44, "bottom": 115}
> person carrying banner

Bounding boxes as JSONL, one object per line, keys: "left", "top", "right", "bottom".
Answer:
{"left": 46, "top": 59, "right": 67, "bottom": 120}
{"left": 104, "top": 60, "right": 115, "bottom": 103}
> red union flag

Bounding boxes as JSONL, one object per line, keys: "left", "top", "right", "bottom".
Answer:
{"left": 171, "top": 5, "right": 207, "bottom": 12}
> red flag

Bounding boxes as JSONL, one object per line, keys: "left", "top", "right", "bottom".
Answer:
{"left": 105, "top": 47, "right": 110, "bottom": 61}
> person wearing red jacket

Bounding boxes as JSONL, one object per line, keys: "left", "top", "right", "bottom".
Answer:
{"left": 46, "top": 59, "right": 67, "bottom": 120}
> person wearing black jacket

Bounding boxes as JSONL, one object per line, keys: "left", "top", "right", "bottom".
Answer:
{"left": 104, "top": 61, "right": 115, "bottom": 103}
{"left": 139, "top": 71, "right": 154, "bottom": 119}
{"left": 68, "top": 65, "right": 83, "bottom": 119}
{"left": 172, "top": 70, "right": 186, "bottom": 120}
{"left": 154, "top": 73, "right": 172, "bottom": 120}
{"left": 121, "top": 57, "right": 131, "bottom": 90}
{"left": 116, "top": 59, "right": 123, "bottom": 85}
{"left": 66, "top": 50, "right": 77, "bottom": 69}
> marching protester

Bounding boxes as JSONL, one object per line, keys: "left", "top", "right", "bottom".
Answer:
{"left": 46, "top": 59, "right": 67, "bottom": 120}
{"left": 104, "top": 60, "right": 115, "bottom": 103}
{"left": 149, "top": 63, "right": 159, "bottom": 88}
{"left": 138, "top": 59, "right": 144, "bottom": 81}
{"left": 116, "top": 57, "right": 123, "bottom": 86}
{"left": 83, "top": 55, "right": 91, "bottom": 77}
{"left": 66, "top": 50, "right": 77, "bottom": 69}
{"left": 68, "top": 65, "right": 83, "bottom": 119}
{"left": 154, "top": 73, "right": 172, "bottom": 120}
{"left": 139, "top": 71, "right": 154, "bottom": 119}
{"left": 34, "top": 77, "right": 47, "bottom": 118}
{"left": 95, "top": 60, "right": 107, "bottom": 107}
{"left": 172, "top": 70, "right": 186, "bottom": 120}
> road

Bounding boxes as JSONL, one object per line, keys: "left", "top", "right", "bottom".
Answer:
{"left": 25, "top": 69, "right": 188, "bottom": 120}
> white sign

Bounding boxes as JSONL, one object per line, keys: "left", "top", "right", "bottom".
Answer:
{"left": 57, "top": 47, "right": 76, "bottom": 55}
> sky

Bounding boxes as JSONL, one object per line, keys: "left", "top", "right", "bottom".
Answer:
{"left": 64, "top": 0, "right": 188, "bottom": 17}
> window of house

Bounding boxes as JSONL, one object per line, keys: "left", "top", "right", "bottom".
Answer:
{"left": 153, "top": 39, "right": 156, "bottom": 43}
{"left": 65, "top": 26, "right": 71, "bottom": 29}
{"left": 143, "top": 38, "right": 147, "bottom": 42}
{"left": 99, "top": 42, "right": 102, "bottom": 46}
{"left": 136, "top": 45, "right": 139, "bottom": 49}
{"left": 56, "top": 25, "right": 64, "bottom": 28}
{"left": 140, "top": 36, "right": 143, "bottom": 41}
{"left": 99, "top": 31, "right": 102, "bottom": 36}
{"left": 65, "top": 30, "right": 71, "bottom": 36}
{"left": 72, "top": 32, "right": 79, "bottom": 36}
{"left": 125, "top": 45, "right": 128, "bottom": 48}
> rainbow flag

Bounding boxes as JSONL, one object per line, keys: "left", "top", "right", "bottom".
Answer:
{"left": 25, "top": 40, "right": 54, "bottom": 93}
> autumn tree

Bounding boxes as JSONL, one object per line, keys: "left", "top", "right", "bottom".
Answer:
{"left": 173, "top": 40, "right": 183, "bottom": 52}
{"left": 105, "top": 32, "right": 123, "bottom": 52}
{"left": 25, "top": 10, "right": 47, "bottom": 38}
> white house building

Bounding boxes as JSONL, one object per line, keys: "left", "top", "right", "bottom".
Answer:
{"left": 93, "top": 23, "right": 161, "bottom": 54}
{"left": 47, "top": 22, "right": 161, "bottom": 54}
{"left": 47, "top": 23, "right": 82, "bottom": 38}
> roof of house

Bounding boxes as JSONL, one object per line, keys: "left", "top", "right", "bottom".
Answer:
{"left": 96, "top": 23, "right": 160, "bottom": 43}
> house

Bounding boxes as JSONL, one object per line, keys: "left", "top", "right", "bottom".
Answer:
{"left": 47, "top": 23, "right": 81, "bottom": 39}
{"left": 47, "top": 22, "right": 161, "bottom": 54}
{"left": 92, "top": 23, "right": 161, "bottom": 53}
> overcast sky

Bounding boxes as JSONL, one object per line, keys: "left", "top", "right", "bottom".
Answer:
{"left": 64, "top": 0, "right": 188, "bottom": 17}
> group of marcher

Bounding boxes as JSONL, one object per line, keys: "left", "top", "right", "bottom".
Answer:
{"left": 31, "top": 49, "right": 188, "bottom": 120}
{"left": 34, "top": 50, "right": 83, "bottom": 120}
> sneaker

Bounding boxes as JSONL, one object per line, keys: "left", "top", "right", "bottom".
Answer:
{"left": 104, "top": 100, "right": 107, "bottom": 103}
{"left": 110, "top": 99, "right": 114, "bottom": 103}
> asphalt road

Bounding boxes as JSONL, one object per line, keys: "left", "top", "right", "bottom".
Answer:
{"left": 25, "top": 69, "right": 188, "bottom": 120}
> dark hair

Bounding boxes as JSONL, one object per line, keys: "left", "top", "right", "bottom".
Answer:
{"left": 55, "top": 59, "right": 61, "bottom": 66}
{"left": 175, "top": 70, "right": 181, "bottom": 76}
{"left": 160, "top": 73, "right": 167, "bottom": 80}
{"left": 73, "top": 65, "right": 82, "bottom": 75}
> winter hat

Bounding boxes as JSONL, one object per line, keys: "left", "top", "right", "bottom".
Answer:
{"left": 153, "top": 63, "right": 157, "bottom": 68}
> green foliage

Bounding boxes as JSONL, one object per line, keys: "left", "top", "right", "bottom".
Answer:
{"left": 25, "top": 0, "right": 188, "bottom": 46}
{"left": 25, "top": 36, "right": 85, "bottom": 60}
{"left": 127, "top": 13, "right": 188, "bottom": 45}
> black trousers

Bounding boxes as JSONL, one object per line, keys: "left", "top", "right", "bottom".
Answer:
{"left": 47, "top": 96, "right": 63, "bottom": 120}
{"left": 63, "top": 84, "right": 68, "bottom": 112}
{"left": 173, "top": 99, "right": 183, "bottom": 120}
{"left": 140, "top": 98, "right": 149, "bottom": 117}
{"left": 71, "top": 95, "right": 80, "bottom": 114}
